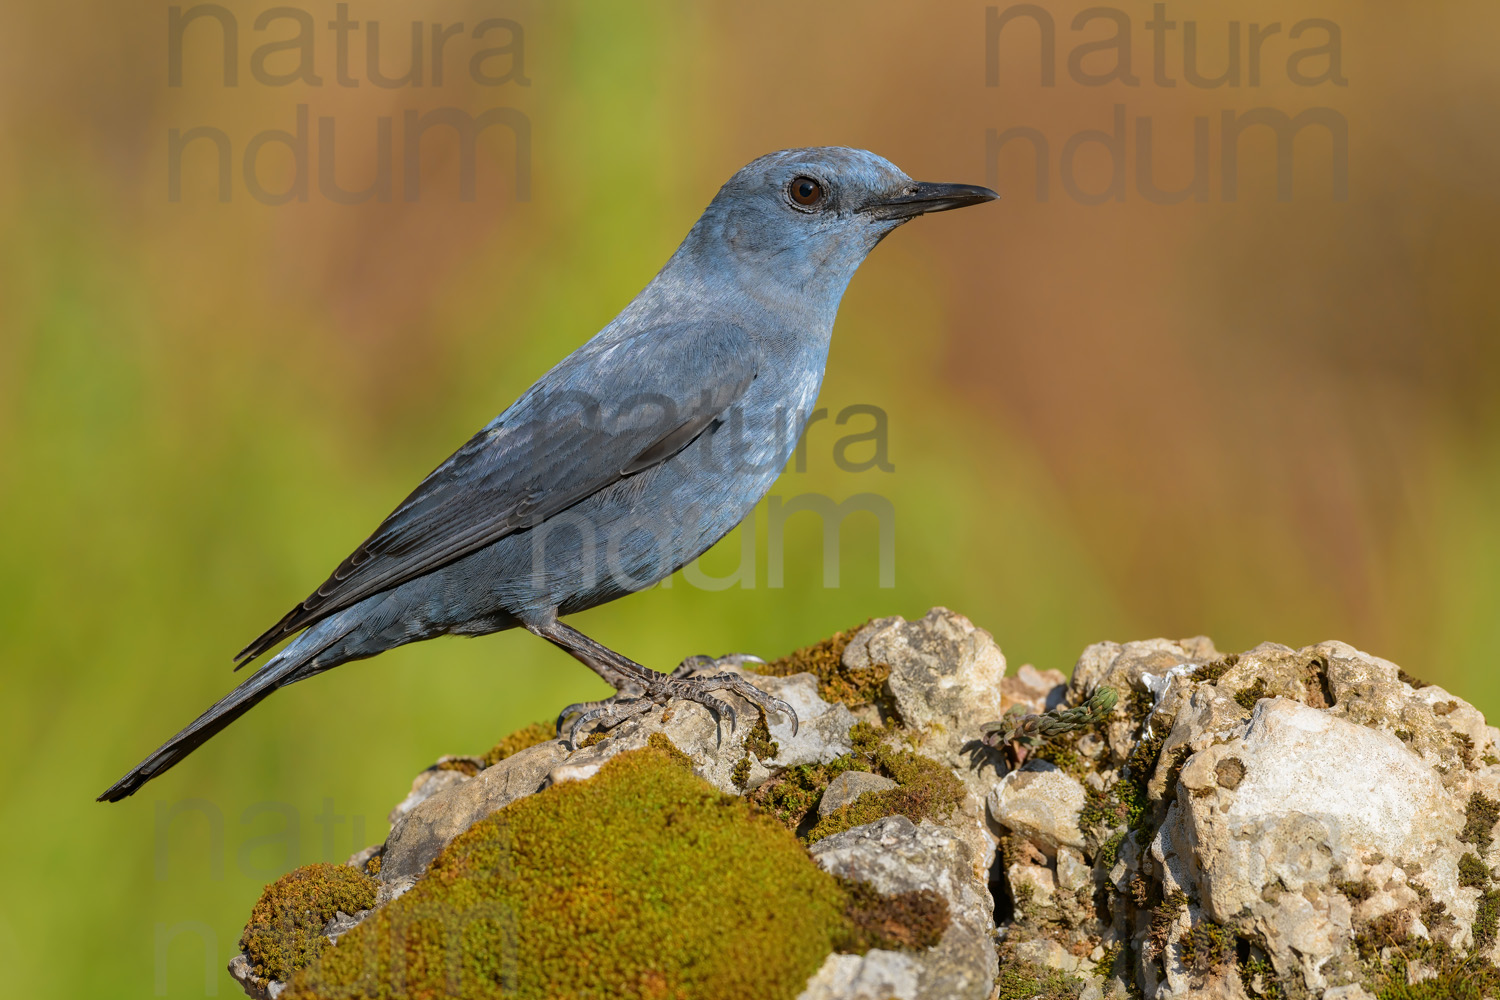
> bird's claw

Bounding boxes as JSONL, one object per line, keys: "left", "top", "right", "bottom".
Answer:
{"left": 668, "top": 654, "right": 798, "bottom": 738}
{"left": 555, "top": 696, "right": 652, "bottom": 749}
{"left": 553, "top": 653, "right": 800, "bottom": 751}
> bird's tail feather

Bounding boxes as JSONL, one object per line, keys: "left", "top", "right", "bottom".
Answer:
{"left": 97, "top": 649, "right": 310, "bottom": 802}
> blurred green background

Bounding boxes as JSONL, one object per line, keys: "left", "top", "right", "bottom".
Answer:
{"left": 2, "top": 0, "right": 1498, "bottom": 995}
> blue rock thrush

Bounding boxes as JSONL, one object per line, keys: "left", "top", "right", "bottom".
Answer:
{"left": 99, "top": 147, "right": 997, "bottom": 801}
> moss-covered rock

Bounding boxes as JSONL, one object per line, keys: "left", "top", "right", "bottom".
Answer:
{"left": 757, "top": 620, "right": 888, "bottom": 707}
{"left": 745, "top": 720, "right": 965, "bottom": 844}
{"left": 239, "top": 863, "right": 378, "bottom": 982}
{"left": 286, "top": 743, "right": 853, "bottom": 1000}
{"left": 480, "top": 720, "right": 555, "bottom": 768}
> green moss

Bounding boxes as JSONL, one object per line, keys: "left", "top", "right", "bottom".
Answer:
{"left": 1238, "top": 951, "right": 1286, "bottom": 1000}
{"left": 645, "top": 731, "right": 692, "bottom": 767}
{"left": 1033, "top": 738, "right": 1085, "bottom": 779}
{"left": 847, "top": 720, "right": 885, "bottom": 756}
{"left": 1012, "top": 881, "right": 1036, "bottom": 912}
{"left": 1455, "top": 732, "right": 1478, "bottom": 770}
{"left": 1398, "top": 668, "right": 1430, "bottom": 690}
{"left": 1460, "top": 791, "right": 1500, "bottom": 854}
{"left": 836, "top": 878, "right": 949, "bottom": 952}
{"left": 749, "top": 755, "right": 869, "bottom": 831}
{"left": 1484, "top": 754, "right": 1500, "bottom": 767}
{"left": 1158, "top": 745, "right": 1192, "bottom": 803}
{"left": 1098, "top": 830, "right": 1127, "bottom": 870}
{"left": 1149, "top": 890, "right": 1187, "bottom": 957}
{"left": 1476, "top": 890, "right": 1500, "bottom": 946}
{"left": 1459, "top": 853, "right": 1491, "bottom": 889}
{"left": 1360, "top": 938, "right": 1500, "bottom": 1000}
{"left": 757, "top": 621, "right": 889, "bottom": 707}
{"left": 436, "top": 757, "right": 484, "bottom": 776}
{"left": 1191, "top": 653, "right": 1240, "bottom": 683}
{"left": 731, "top": 710, "right": 780, "bottom": 791}
{"left": 287, "top": 744, "right": 849, "bottom": 1000}
{"left": 1125, "top": 726, "right": 1167, "bottom": 783}
{"left": 730, "top": 756, "right": 752, "bottom": 790}
{"left": 747, "top": 721, "right": 962, "bottom": 842}
{"left": 1337, "top": 878, "right": 1377, "bottom": 903}
{"left": 1355, "top": 911, "right": 1415, "bottom": 960}
{"left": 805, "top": 732, "right": 965, "bottom": 843}
{"left": 239, "top": 863, "right": 378, "bottom": 982}
{"left": 1177, "top": 918, "right": 1236, "bottom": 970}
{"left": 480, "top": 721, "right": 555, "bottom": 768}
{"left": 994, "top": 958, "right": 1086, "bottom": 1000}
{"left": 1235, "top": 677, "right": 1270, "bottom": 711}
{"left": 744, "top": 710, "right": 780, "bottom": 762}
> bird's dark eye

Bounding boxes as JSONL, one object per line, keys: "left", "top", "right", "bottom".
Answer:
{"left": 789, "top": 176, "right": 825, "bottom": 207}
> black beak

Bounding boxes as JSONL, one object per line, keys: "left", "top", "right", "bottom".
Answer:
{"left": 861, "top": 181, "right": 999, "bottom": 221}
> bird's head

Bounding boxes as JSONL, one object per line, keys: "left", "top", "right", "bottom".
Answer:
{"left": 683, "top": 147, "right": 997, "bottom": 308}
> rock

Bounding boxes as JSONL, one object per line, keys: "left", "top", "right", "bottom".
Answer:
{"left": 1164, "top": 697, "right": 1467, "bottom": 990}
{"left": 378, "top": 739, "right": 568, "bottom": 893}
{"left": 386, "top": 765, "right": 471, "bottom": 825}
{"left": 818, "top": 771, "right": 898, "bottom": 819}
{"left": 226, "top": 614, "right": 1500, "bottom": 1000}
{"left": 1001, "top": 662, "right": 1069, "bottom": 716}
{"left": 227, "top": 954, "right": 280, "bottom": 1000}
{"left": 1070, "top": 636, "right": 1221, "bottom": 762}
{"left": 841, "top": 608, "right": 1011, "bottom": 877}
{"left": 988, "top": 760, "right": 1087, "bottom": 852}
{"left": 1056, "top": 846, "right": 1091, "bottom": 892}
{"left": 847, "top": 608, "right": 1006, "bottom": 751}
{"left": 1322, "top": 986, "right": 1375, "bottom": 1000}
{"left": 809, "top": 816, "right": 998, "bottom": 1000}
{"left": 796, "top": 950, "right": 920, "bottom": 1000}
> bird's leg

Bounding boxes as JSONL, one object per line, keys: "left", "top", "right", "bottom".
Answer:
{"left": 538, "top": 638, "right": 655, "bottom": 748}
{"left": 527, "top": 619, "right": 798, "bottom": 748}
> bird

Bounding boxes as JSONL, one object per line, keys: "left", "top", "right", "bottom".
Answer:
{"left": 98, "top": 147, "right": 997, "bottom": 802}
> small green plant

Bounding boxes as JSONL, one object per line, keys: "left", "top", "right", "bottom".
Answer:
{"left": 979, "top": 687, "right": 1118, "bottom": 769}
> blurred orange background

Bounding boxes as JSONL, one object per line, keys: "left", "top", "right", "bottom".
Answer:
{"left": 2, "top": 2, "right": 1497, "bottom": 996}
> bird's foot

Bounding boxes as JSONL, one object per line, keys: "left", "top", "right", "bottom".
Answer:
{"left": 666, "top": 653, "right": 798, "bottom": 738}
{"left": 556, "top": 695, "right": 654, "bottom": 749}
{"left": 553, "top": 653, "right": 798, "bottom": 750}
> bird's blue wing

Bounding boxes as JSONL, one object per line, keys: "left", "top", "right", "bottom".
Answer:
{"left": 236, "top": 321, "right": 757, "bottom": 663}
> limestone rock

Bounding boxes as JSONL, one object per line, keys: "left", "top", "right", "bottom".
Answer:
{"left": 378, "top": 739, "right": 568, "bottom": 893}
{"left": 809, "top": 815, "right": 998, "bottom": 1000}
{"left": 796, "top": 950, "right": 920, "bottom": 1000}
{"left": 818, "top": 770, "right": 898, "bottom": 819}
{"left": 988, "top": 761, "right": 1088, "bottom": 852}
{"left": 1163, "top": 697, "right": 1468, "bottom": 990}
{"left": 847, "top": 608, "right": 1006, "bottom": 751}
{"left": 841, "top": 608, "right": 1012, "bottom": 878}
{"left": 1000, "top": 662, "right": 1069, "bottom": 716}
{"left": 225, "top": 614, "right": 1500, "bottom": 1000}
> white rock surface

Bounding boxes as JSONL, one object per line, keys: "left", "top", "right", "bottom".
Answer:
{"left": 988, "top": 761, "right": 1088, "bottom": 851}
{"left": 809, "top": 816, "right": 999, "bottom": 1000}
